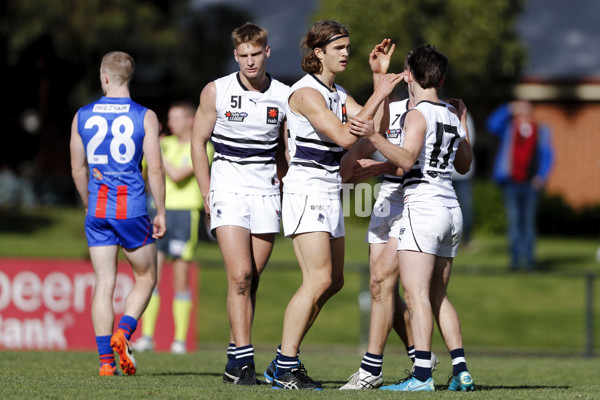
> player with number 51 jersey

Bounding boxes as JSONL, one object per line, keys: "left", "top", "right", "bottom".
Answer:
{"left": 77, "top": 97, "right": 149, "bottom": 219}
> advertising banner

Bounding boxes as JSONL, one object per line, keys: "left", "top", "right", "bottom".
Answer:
{"left": 0, "top": 258, "right": 197, "bottom": 352}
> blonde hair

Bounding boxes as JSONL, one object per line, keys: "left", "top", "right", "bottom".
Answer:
{"left": 300, "top": 20, "right": 349, "bottom": 74}
{"left": 231, "top": 22, "right": 268, "bottom": 48}
{"left": 100, "top": 51, "right": 135, "bottom": 86}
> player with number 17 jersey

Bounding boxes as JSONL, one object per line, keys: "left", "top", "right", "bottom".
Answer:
{"left": 77, "top": 96, "right": 149, "bottom": 219}
{"left": 400, "top": 100, "right": 466, "bottom": 207}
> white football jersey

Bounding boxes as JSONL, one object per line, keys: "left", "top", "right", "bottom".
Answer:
{"left": 210, "top": 72, "right": 289, "bottom": 195}
{"left": 380, "top": 98, "right": 410, "bottom": 194}
{"left": 283, "top": 74, "right": 348, "bottom": 198}
{"left": 401, "top": 100, "right": 466, "bottom": 206}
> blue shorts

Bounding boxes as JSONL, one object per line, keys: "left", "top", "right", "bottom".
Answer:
{"left": 85, "top": 214, "right": 155, "bottom": 249}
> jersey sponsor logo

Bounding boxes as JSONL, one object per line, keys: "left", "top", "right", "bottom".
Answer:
{"left": 224, "top": 111, "right": 248, "bottom": 122}
{"left": 92, "top": 104, "right": 130, "bottom": 113}
{"left": 92, "top": 168, "right": 103, "bottom": 180}
{"left": 266, "top": 107, "right": 279, "bottom": 125}
{"left": 387, "top": 128, "right": 401, "bottom": 139}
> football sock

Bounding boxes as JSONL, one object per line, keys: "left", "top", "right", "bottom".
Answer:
{"left": 96, "top": 335, "right": 116, "bottom": 366}
{"left": 275, "top": 353, "right": 299, "bottom": 378}
{"left": 141, "top": 291, "right": 160, "bottom": 338}
{"left": 227, "top": 343, "right": 236, "bottom": 370}
{"left": 450, "top": 348, "right": 468, "bottom": 376}
{"left": 413, "top": 350, "right": 432, "bottom": 382}
{"left": 276, "top": 344, "right": 299, "bottom": 358}
{"left": 172, "top": 292, "right": 192, "bottom": 343}
{"left": 360, "top": 352, "right": 383, "bottom": 376}
{"left": 406, "top": 345, "right": 416, "bottom": 363}
{"left": 235, "top": 344, "right": 254, "bottom": 366}
{"left": 118, "top": 315, "right": 137, "bottom": 340}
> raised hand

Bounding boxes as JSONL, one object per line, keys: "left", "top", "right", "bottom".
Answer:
{"left": 447, "top": 98, "right": 467, "bottom": 121}
{"left": 369, "top": 38, "right": 395, "bottom": 75}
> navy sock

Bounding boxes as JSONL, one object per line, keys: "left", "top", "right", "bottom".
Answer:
{"left": 406, "top": 345, "right": 415, "bottom": 363}
{"left": 276, "top": 344, "right": 299, "bottom": 358}
{"left": 118, "top": 315, "right": 137, "bottom": 340}
{"left": 450, "top": 348, "right": 468, "bottom": 376}
{"left": 275, "top": 353, "right": 298, "bottom": 378}
{"left": 360, "top": 352, "right": 383, "bottom": 376}
{"left": 235, "top": 344, "right": 254, "bottom": 366}
{"left": 413, "top": 350, "right": 432, "bottom": 382}
{"left": 226, "top": 343, "right": 236, "bottom": 369}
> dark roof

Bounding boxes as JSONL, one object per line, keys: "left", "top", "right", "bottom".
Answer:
{"left": 517, "top": 0, "right": 600, "bottom": 80}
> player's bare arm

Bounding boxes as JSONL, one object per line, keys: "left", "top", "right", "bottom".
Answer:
{"left": 275, "top": 119, "right": 289, "bottom": 183}
{"left": 340, "top": 138, "right": 376, "bottom": 182}
{"left": 360, "top": 109, "right": 425, "bottom": 172}
{"left": 143, "top": 109, "right": 167, "bottom": 239}
{"left": 69, "top": 112, "right": 90, "bottom": 212}
{"left": 191, "top": 81, "right": 217, "bottom": 215}
{"left": 446, "top": 98, "right": 473, "bottom": 175}
{"left": 369, "top": 38, "right": 398, "bottom": 132}
{"left": 289, "top": 87, "right": 359, "bottom": 149}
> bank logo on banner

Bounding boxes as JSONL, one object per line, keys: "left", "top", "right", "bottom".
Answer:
{"left": 0, "top": 259, "right": 196, "bottom": 351}
{"left": 0, "top": 260, "right": 133, "bottom": 350}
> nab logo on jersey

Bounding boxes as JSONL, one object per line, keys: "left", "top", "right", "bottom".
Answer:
{"left": 266, "top": 107, "right": 279, "bottom": 125}
{"left": 225, "top": 111, "right": 248, "bottom": 122}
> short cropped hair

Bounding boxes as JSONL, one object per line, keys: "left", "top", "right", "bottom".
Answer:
{"left": 100, "top": 51, "right": 135, "bottom": 86}
{"left": 170, "top": 100, "right": 197, "bottom": 118}
{"left": 406, "top": 45, "right": 448, "bottom": 89}
{"left": 231, "top": 22, "right": 268, "bottom": 48}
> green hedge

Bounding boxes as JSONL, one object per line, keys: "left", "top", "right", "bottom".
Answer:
{"left": 472, "top": 179, "right": 600, "bottom": 237}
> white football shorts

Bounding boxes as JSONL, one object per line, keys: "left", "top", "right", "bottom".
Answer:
{"left": 391, "top": 203, "right": 463, "bottom": 258}
{"left": 209, "top": 190, "right": 281, "bottom": 234}
{"left": 282, "top": 192, "right": 345, "bottom": 238}
{"left": 366, "top": 187, "right": 404, "bottom": 244}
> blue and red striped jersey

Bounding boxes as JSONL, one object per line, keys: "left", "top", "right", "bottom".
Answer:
{"left": 77, "top": 97, "right": 148, "bottom": 219}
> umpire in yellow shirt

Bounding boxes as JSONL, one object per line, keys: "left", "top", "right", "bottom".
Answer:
{"left": 135, "top": 101, "right": 214, "bottom": 354}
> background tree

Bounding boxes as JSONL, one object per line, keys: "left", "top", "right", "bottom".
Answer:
{"left": 0, "top": 0, "right": 248, "bottom": 204}
{"left": 312, "top": 0, "right": 527, "bottom": 105}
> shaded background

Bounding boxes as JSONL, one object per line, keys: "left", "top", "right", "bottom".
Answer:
{"left": 1, "top": 0, "right": 599, "bottom": 234}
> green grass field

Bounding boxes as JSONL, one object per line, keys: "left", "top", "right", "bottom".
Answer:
{"left": 1, "top": 349, "right": 599, "bottom": 399}
{"left": 1, "top": 207, "right": 600, "bottom": 398}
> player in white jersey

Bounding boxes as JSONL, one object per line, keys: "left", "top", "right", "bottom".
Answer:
{"left": 339, "top": 98, "right": 419, "bottom": 390}
{"left": 353, "top": 45, "right": 475, "bottom": 392}
{"left": 268, "top": 20, "right": 403, "bottom": 391}
{"left": 190, "top": 23, "right": 289, "bottom": 386}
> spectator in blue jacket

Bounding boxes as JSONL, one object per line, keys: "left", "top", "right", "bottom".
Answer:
{"left": 486, "top": 100, "right": 554, "bottom": 271}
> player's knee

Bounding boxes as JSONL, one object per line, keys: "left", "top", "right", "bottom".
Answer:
{"left": 230, "top": 272, "right": 252, "bottom": 295}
